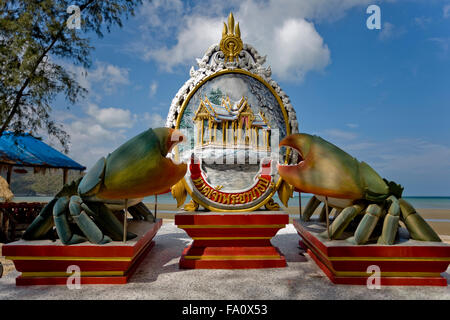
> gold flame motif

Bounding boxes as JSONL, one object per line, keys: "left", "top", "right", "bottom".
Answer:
{"left": 220, "top": 12, "right": 243, "bottom": 63}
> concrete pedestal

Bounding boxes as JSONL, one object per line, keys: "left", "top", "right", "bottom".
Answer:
{"left": 294, "top": 219, "right": 450, "bottom": 286}
{"left": 175, "top": 211, "right": 288, "bottom": 269}
{"left": 3, "top": 219, "right": 162, "bottom": 285}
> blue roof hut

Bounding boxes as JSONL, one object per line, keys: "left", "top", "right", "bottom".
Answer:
{"left": 0, "top": 132, "right": 85, "bottom": 185}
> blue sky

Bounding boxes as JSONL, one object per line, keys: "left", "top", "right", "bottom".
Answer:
{"left": 49, "top": 0, "right": 450, "bottom": 196}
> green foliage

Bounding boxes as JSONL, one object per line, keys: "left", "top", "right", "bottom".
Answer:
{"left": 208, "top": 88, "right": 223, "bottom": 105}
{"left": 0, "top": 0, "right": 143, "bottom": 153}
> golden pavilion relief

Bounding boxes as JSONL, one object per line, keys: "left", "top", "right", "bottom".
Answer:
{"left": 193, "top": 95, "right": 271, "bottom": 152}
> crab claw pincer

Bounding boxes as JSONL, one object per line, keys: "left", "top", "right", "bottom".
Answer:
{"left": 276, "top": 133, "right": 441, "bottom": 244}
{"left": 277, "top": 133, "right": 388, "bottom": 201}
{"left": 97, "top": 127, "right": 188, "bottom": 200}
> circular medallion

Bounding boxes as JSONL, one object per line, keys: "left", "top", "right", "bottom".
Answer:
{"left": 175, "top": 69, "right": 291, "bottom": 212}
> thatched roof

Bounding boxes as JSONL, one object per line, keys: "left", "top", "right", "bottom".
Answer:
{"left": 0, "top": 176, "right": 14, "bottom": 202}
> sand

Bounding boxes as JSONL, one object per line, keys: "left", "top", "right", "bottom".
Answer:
{"left": 147, "top": 203, "right": 450, "bottom": 236}
{"left": 0, "top": 223, "right": 449, "bottom": 300}
{"left": 0, "top": 203, "right": 448, "bottom": 278}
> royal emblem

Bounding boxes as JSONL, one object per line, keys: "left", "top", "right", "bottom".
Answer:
{"left": 168, "top": 13, "right": 298, "bottom": 212}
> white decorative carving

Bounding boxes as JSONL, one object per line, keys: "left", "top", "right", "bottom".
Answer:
{"left": 165, "top": 42, "right": 299, "bottom": 136}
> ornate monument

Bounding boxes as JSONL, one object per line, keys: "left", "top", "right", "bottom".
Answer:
{"left": 171, "top": 13, "right": 294, "bottom": 269}
{"left": 168, "top": 13, "right": 298, "bottom": 213}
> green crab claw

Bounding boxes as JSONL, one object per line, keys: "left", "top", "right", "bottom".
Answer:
{"left": 277, "top": 133, "right": 388, "bottom": 200}
{"left": 98, "top": 127, "right": 187, "bottom": 199}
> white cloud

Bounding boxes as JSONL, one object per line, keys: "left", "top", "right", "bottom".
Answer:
{"left": 131, "top": 0, "right": 377, "bottom": 81}
{"left": 85, "top": 103, "right": 136, "bottom": 129}
{"left": 143, "top": 112, "right": 166, "bottom": 128}
{"left": 58, "top": 104, "right": 140, "bottom": 168}
{"left": 324, "top": 129, "right": 358, "bottom": 141}
{"left": 139, "top": 0, "right": 184, "bottom": 32}
{"left": 64, "top": 118, "right": 127, "bottom": 168}
{"left": 379, "top": 22, "right": 406, "bottom": 41}
{"left": 65, "top": 107, "right": 164, "bottom": 169}
{"left": 149, "top": 81, "right": 158, "bottom": 98}
{"left": 64, "top": 61, "right": 130, "bottom": 98}
{"left": 413, "top": 16, "right": 432, "bottom": 28}
{"left": 444, "top": 4, "right": 450, "bottom": 18}
{"left": 336, "top": 138, "right": 450, "bottom": 196}
{"left": 270, "top": 19, "right": 330, "bottom": 81}
{"left": 46, "top": 60, "right": 135, "bottom": 168}
{"left": 88, "top": 62, "right": 130, "bottom": 93}
{"left": 210, "top": 77, "right": 248, "bottom": 101}
{"left": 429, "top": 37, "right": 450, "bottom": 57}
{"left": 145, "top": 16, "right": 222, "bottom": 72}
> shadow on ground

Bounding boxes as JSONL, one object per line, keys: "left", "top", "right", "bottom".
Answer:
{"left": 271, "top": 232, "right": 308, "bottom": 263}
{"left": 129, "top": 227, "right": 193, "bottom": 283}
{"left": 130, "top": 227, "right": 310, "bottom": 284}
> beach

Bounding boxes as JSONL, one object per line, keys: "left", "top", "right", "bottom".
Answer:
{"left": 1, "top": 223, "right": 449, "bottom": 300}
{"left": 1, "top": 202, "right": 449, "bottom": 296}
{"left": 148, "top": 202, "right": 450, "bottom": 237}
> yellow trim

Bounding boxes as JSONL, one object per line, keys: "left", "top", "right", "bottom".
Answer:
{"left": 184, "top": 255, "right": 280, "bottom": 260}
{"left": 5, "top": 234, "right": 156, "bottom": 263}
{"left": 303, "top": 237, "right": 448, "bottom": 278}
{"left": 6, "top": 256, "right": 131, "bottom": 262}
{"left": 308, "top": 241, "right": 440, "bottom": 277}
{"left": 329, "top": 256, "right": 450, "bottom": 262}
{"left": 192, "top": 236, "right": 271, "bottom": 240}
{"left": 334, "top": 270, "right": 441, "bottom": 278}
{"left": 21, "top": 271, "right": 125, "bottom": 278}
{"left": 177, "top": 224, "right": 285, "bottom": 229}
{"left": 175, "top": 69, "right": 291, "bottom": 212}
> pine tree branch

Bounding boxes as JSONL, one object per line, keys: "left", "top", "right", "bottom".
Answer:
{"left": 0, "top": 0, "right": 96, "bottom": 137}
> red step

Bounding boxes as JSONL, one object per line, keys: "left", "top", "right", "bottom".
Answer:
{"left": 3, "top": 220, "right": 162, "bottom": 286}
{"left": 175, "top": 212, "right": 288, "bottom": 269}
{"left": 294, "top": 219, "right": 450, "bottom": 286}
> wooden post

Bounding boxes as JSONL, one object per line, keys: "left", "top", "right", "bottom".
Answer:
{"left": 325, "top": 196, "right": 330, "bottom": 240}
{"left": 6, "top": 166, "right": 12, "bottom": 184}
{"left": 123, "top": 199, "right": 128, "bottom": 243}
{"left": 223, "top": 121, "right": 227, "bottom": 145}
{"left": 298, "top": 191, "right": 302, "bottom": 220}
{"left": 62, "top": 168, "right": 68, "bottom": 185}
{"left": 154, "top": 194, "right": 158, "bottom": 220}
{"left": 201, "top": 120, "right": 204, "bottom": 145}
{"left": 4, "top": 215, "right": 9, "bottom": 242}
{"left": 0, "top": 210, "right": 4, "bottom": 239}
{"left": 208, "top": 118, "right": 212, "bottom": 144}
{"left": 237, "top": 119, "right": 242, "bottom": 144}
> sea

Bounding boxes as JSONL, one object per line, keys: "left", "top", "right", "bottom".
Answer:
{"left": 11, "top": 194, "right": 450, "bottom": 210}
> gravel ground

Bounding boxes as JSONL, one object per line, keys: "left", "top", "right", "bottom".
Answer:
{"left": 0, "top": 223, "right": 449, "bottom": 300}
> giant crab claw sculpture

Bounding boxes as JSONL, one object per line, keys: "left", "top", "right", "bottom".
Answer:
{"left": 23, "top": 127, "right": 187, "bottom": 245}
{"left": 277, "top": 133, "right": 441, "bottom": 245}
